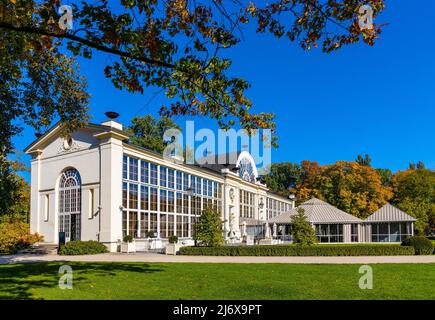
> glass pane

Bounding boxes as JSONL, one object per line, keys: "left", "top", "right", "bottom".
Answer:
{"left": 320, "top": 225, "right": 328, "bottom": 236}
{"left": 140, "top": 212, "right": 148, "bottom": 238}
{"left": 379, "top": 234, "right": 389, "bottom": 242}
{"left": 150, "top": 164, "right": 158, "bottom": 185}
{"left": 176, "top": 193, "right": 182, "bottom": 213}
{"left": 176, "top": 215, "right": 182, "bottom": 236}
{"left": 141, "top": 161, "right": 148, "bottom": 184}
{"left": 176, "top": 172, "right": 182, "bottom": 190}
{"left": 319, "top": 236, "right": 329, "bottom": 243}
{"left": 168, "top": 191, "right": 175, "bottom": 213}
{"left": 150, "top": 188, "right": 158, "bottom": 211}
{"left": 150, "top": 213, "right": 158, "bottom": 235}
{"left": 160, "top": 190, "right": 167, "bottom": 212}
{"left": 123, "top": 211, "right": 127, "bottom": 237}
{"left": 389, "top": 234, "right": 400, "bottom": 242}
{"left": 401, "top": 222, "right": 411, "bottom": 235}
{"left": 160, "top": 214, "right": 167, "bottom": 238}
{"left": 379, "top": 223, "right": 389, "bottom": 234}
{"left": 160, "top": 167, "right": 167, "bottom": 187}
{"left": 183, "top": 174, "right": 189, "bottom": 191}
{"left": 123, "top": 156, "right": 128, "bottom": 180}
{"left": 141, "top": 186, "right": 148, "bottom": 211}
{"left": 129, "top": 211, "right": 138, "bottom": 237}
{"left": 129, "top": 158, "right": 138, "bottom": 181}
{"left": 129, "top": 184, "right": 138, "bottom": 209}
{"left": 168, "top": 215, "right": 175, "bottom": 237}
{"left": 168, "top": 169, "right": 175, "bottom": 189}
{"left": 183, "top": 216, "right": 189, "bottom": 237}
{"left": 390, "top": 223, "right": 399, "bottom": 235}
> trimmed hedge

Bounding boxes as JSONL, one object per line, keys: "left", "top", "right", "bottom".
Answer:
{"left": 179, "top": 245, "right": 415, "bottom": 256}
{"left": 58, "top": 241, "right": 108, "bottom": 255}
{"left": 401, "top": 236, "right": 434, "bottom": 255}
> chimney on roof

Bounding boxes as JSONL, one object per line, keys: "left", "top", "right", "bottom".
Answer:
{"left": 101, "top": 111, "right": 123, "bottom": 130}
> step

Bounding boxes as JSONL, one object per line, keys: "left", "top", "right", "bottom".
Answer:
{"left": 18, "top": 243, "right": 59, "bottom": 255}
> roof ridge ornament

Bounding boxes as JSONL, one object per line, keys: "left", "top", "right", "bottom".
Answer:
{"left": 105, "top": 111, "right": 120, "bottom": 119}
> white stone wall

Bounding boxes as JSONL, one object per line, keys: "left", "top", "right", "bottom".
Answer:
{"left": 29, "top": 129, "right": 102, "bottom": 245}
{"left": 98, "top": 136, "right": 124, "bottom": 252}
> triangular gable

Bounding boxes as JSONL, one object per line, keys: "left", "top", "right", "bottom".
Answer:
{"left": 365, "top": 203, "right": 417, "bottom": 222}
{"left": 25, "top": 122, "right": 130, "bottom": 155}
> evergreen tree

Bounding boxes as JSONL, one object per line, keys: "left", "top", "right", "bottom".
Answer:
{"left": 290, "top": 208, "right": 318, "bottom": 246}
{"left": 194, "top": 207, "right": 224, "bottom": 247}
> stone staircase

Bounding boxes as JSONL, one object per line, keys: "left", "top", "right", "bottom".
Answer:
{"left": 18, "top": 243, "right": 59, "bottom": 255}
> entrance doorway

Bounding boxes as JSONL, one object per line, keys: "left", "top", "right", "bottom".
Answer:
{"left": 58, "top": 169, "right": 82, "bottom": 242}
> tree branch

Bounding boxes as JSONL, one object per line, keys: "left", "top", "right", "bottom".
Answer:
{"left": 0, "top": 21, "right": 175, "bottom": 69}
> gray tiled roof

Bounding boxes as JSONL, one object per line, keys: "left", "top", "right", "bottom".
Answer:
{"left": 365, "top": 203, "right": 417, "bottom": 222}
{"left": 268, "top": 198, "right": 363, "bottom": 224}
{"left": 267, "top": 211, "right": 295, "bottom": 224}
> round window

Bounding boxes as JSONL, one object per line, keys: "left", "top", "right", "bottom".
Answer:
{"left": 63, "top": 137, "right": 73, "bottom": 150}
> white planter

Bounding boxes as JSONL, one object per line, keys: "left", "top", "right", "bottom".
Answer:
{"left": 246, "top": 235, "right": 255, "bottom": 246}
{"left": 150, "top": 239, "right": 163, "bottom": 250}
{"left": 165, "top": 243, "right": 181, "bottom": 255}
{"left": 121, "top": 241, "right": 136, "bottom": 253}
{"left": 258, "top": 239, "right": 273, "bottom": 245}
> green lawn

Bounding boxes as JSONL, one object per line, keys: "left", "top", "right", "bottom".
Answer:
{"left": 0, "top": 262, "right": 434, "bottom": 300}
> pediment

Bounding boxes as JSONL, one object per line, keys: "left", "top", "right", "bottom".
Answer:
{"left": 24, "top": 122, "right": 129, "bottom": 158}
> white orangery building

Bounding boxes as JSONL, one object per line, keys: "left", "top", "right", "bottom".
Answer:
{"left": 25, "top": 118, "right": 294, "bottom": 252}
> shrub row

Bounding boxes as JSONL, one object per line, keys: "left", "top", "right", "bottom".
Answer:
{"left": 179, "top": 245, "right": 415, "bottom": 256}
{"left": 58, "top": 240, "right": 108, "bottom": 255}
{"left": 401, "top": 236, "right": 434, "bottom": 255}
{"left": 0, "top": 220, "right": 43, "bottom": 255}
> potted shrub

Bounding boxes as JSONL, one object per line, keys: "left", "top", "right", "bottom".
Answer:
{"left": 146, "top": 231, "right": 155, "bottom": 239}
{"left": 121, "top": 235, "right": 136, "bottom": 253}
{"left": 165, "top": 235, "right": 180, "bottom": 255}
{"left": 146, "top": 231, "right": 163, "bottom": 250}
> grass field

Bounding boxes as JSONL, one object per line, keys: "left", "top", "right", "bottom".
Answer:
{"left": 0, "top": 262, "right": 434, "bottom": 300}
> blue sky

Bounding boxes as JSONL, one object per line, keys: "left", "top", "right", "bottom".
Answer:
{"left": 13, "top": 0, "right": 435, "bottom": 177}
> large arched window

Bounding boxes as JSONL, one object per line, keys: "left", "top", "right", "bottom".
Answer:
{"left": 236, "top": 152, "right": 258, "bottom": 183}
{"left": 58, "top": 169, "right": 81, "bottom": 241}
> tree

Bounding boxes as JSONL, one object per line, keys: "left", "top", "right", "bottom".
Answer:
{"left": 0, "top": 0, "right": 387, "bottom": 154}
{"left": 313, "top": 161, "right": 393, "bottom": 219}
{"left": 356, "top": 154, "right": 372, "bottom": 167}
{"left": 128, "top": 115, "right": 181, "bottom": 154}
{"left": 279, "top": 160, "right": 392, "bottom": 219}
{"left": 294, "top": 160, "right": 323, "bottom": 203}
{"left": 290, "top": 208, "right": 318, "bottom": 246}
{"left": 391, "top": 168, "right": 435, "bottom": 235}
{"left": 376, "top": 168, "right": 393, "bottom": 187}
{"left": 260, "top": 162, "right": 301, "bottom": 197}
{"left": 194, "top": 207, "right": 224, "bottom": 247}
{"left": 0, "top": 153, "right": 30, "bottom": 221}
{"left": 0, "top": 10, "right": 89, "bottom": 156}
{"left": 417, "top": 161, "right": 426, "bottom": 170}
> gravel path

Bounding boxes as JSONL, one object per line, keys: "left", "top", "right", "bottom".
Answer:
{"left": 1, "top": 253, "right": 435, "bottom": 264}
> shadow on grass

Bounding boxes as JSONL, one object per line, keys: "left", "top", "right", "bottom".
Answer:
{"left": 0, "top": 262, "right": 164, "bottom": 300}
